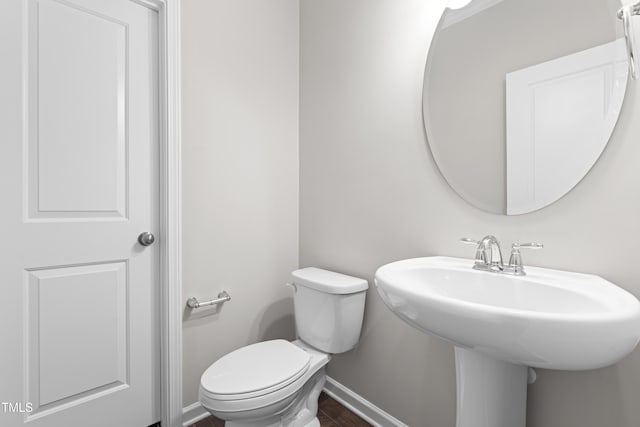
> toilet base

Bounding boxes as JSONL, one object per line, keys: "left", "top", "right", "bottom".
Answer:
{"left": 221, "top": 366, "right": 327, "bottom": 427}
{"left": 227, "top": 417, "right": 320, "bottom": 427}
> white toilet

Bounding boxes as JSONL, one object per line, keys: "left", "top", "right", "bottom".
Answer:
{"left": 199, "top": 267, "right": 368, "bottom": 427}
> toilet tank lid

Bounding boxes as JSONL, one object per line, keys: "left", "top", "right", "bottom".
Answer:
{"left": 292, "top": 267, "right": 368, "bottom": 294}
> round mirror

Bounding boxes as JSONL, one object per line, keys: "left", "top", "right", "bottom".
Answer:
{"left": 423, "top": 0, "right": 629, "bottom": 215}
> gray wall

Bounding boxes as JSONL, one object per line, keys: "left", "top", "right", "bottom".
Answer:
{"left": 300, "top": 0, "right": 640, "bottom": 426}
{"left": 181, "top": 0, "right": 299, "bottom": 406}
{"left": 426, "top": 0, "right": 619, "bottom": 213}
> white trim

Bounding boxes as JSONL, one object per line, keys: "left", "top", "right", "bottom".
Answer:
{"left": 323, "top": 376, "right": 408, "bottom": 427}
{"left": 181, "top": 377, "right": 406, "bottom": 427}
{"left": 182, "top": 402, "right": 209, "bottom": 427}
{"left": 442, "top": 0, "right": 504, "bottom": 28}
{"left": 144, "top": 1, "right": 183, "bottom": 427}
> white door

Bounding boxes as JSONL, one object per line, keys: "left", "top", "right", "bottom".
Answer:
{"left": 505, "top": 39, "right": 628, "bottom": 215}
{"left": 0, "top": 0, "right": 159, "bottom": 426}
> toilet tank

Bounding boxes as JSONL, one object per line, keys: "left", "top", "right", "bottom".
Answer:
{"left": 291, "top": 268, "right": 368, "bottom": 354}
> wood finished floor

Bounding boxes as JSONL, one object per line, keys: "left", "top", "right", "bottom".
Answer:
{"left": 190, "top": 392, "right": 372, "bottom": 427}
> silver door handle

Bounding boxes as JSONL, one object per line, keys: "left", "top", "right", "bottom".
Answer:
{"left": 138, "top": 232, "right": 155, "bottom": 246}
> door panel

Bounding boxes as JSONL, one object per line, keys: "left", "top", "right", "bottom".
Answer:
{"left": 29, "top": 0, "right": 128, "bottom": 217}
{"left": 0, "top": 0, "right": 159, "bottom": 426}
{"left": 27, "top": 262, "right": 128, "bottom": 408}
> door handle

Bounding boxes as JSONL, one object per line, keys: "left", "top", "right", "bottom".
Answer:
{"left": 138, "top": 232, "right": 155, "bottom": 246}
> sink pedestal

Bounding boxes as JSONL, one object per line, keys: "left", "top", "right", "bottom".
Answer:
{"left": 455, "top": 347, "right": 527, "bottom": 427}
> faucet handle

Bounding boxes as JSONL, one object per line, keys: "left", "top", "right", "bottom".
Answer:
{"left": 512, "top": 242, "right": 544, "bottom": 250}
{"left": 507, "top": 242, "right": 543, "bottom": 275}
{"left": 460, "top": 237, "right": 479, "bottom": 245}
{"left": 460, "top": 238, "right": 488, "bottom": 265}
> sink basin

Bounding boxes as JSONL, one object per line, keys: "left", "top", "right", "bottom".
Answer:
{"left": 375, "top": 256, "right": 640, "bottom": 427}
{"left": 375, "top": 256, "right": 640, "bottom": 370}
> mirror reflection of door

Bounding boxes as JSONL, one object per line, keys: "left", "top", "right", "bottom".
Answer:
{"left": 505, "top": 40, "right": 627, "bottom": 214}
{"left": 423, "top": 0, "right": 628, "bottom": 215}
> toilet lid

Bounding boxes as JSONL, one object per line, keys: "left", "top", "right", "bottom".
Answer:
{"left": 201, "top": 340, "right": 311, "bottom": 397}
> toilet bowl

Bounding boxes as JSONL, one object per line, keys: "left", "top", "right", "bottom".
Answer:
{"left": 199, "top": 268, "right": 368, "bottom": 427}
{"left": 200, "top": 340, "right": 329, "bottom": 427}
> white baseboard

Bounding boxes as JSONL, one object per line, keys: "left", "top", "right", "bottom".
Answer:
{"left": 323, "top": 376, "right": 408, "bottom": 427}
{"left": 182, "top": 376, "right": 407, "bottom": 427}
{"left": 182, "top": 401, "right": 209, "bottom": 427}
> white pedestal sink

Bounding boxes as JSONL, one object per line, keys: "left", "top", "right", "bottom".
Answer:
{"left": 374, "top": 257, "right": 640, "bottom": 427}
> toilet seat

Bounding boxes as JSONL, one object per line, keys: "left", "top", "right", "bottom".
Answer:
{"left": 199, "top": 340, "right": 330, "bottom": 417}
{"left": 200, "top": 340, "right": 311, "bottom": 401}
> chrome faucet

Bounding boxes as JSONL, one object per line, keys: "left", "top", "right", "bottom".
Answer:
{"left": 461, "top": 236, "right": 543, "bottom": 276}
{"left": 461, "top": 235, "right": 504, "bottom": 272}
